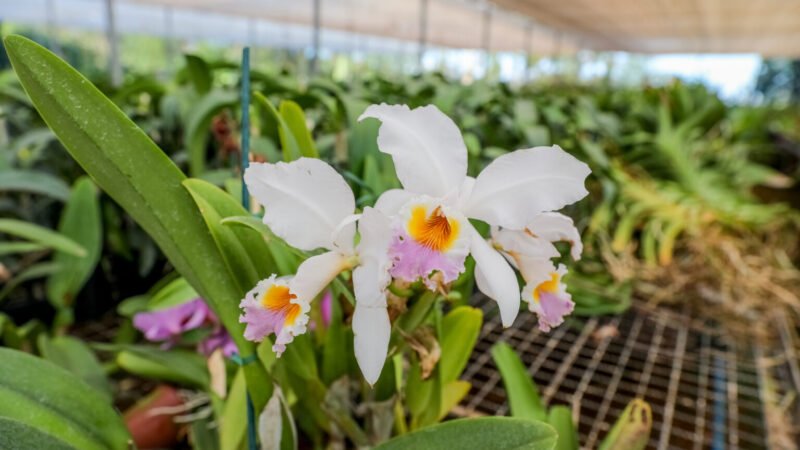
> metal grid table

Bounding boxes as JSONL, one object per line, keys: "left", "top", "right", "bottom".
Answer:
{"left": 456, "top": 297, "right": 800, "bottom": 450}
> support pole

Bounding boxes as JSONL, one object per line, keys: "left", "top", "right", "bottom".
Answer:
{"left": 104, "top": 0, "right": 122, "bottom": 87}
{"left": 481, "top": 6, "right": 492, "bottom": 77}
{"left": 309, "top": 0, "right": 321, "bottom": 75}
{"left": 45, "top": 0, "right": 62, "bottom": 56}
{"left": 164, "top": 7, "right": 175, "bottom": 73}
{"left": 524, "top": 22, "right": 534, "bottom": 82}
{"left": 417, "top": 0, "right": 429, "bottom": 70}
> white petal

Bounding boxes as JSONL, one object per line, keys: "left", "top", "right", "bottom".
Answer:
{"left": 359, "top": 104, "right": 467, "bottom": 197}
{"left": 527, "top": 212, "right": 583, "bottom": 260}
{"left": 354, "top": 207, "right": 393, "bottom": 307}
{"left": 468, "top": 224, "right": 520, "bottom": 327}
{"left": 515, "top": 256, "right": 556, "bottom": 289}
{"left": 492, "top": 227, "right": 560, "bottom": 261}
{"left": 290, "top": 251, "right": 350, "bottom": 302}
{"left": 352, "top": 207, "right": 394, "bottom": 385}
{"left": 353, "top": 303, "right": 391, "bottom": 385}
{"left": 465, "top": 146, "right": 590, "bottom": 229}
{"left": 374, "top": 188, "right": 414, "bottom": 216}
{"left": 244, "top": 158, "right": 355, "bottom": 251}
{"left": 331, "top": 214, "right": 361, "bottom": 256}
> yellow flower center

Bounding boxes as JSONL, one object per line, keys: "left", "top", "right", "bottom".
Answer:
{"left": 533, "top": 272, "right": 560, "bottom": 303}
{"left": 262, "top": 285, "right": 301, "bottom": 325}
{"left": 407, "top": 205, "right": 460, "bottom": 252}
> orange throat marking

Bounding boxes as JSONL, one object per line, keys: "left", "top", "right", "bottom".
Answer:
{"left": 533, "top": 272, "right": 560, "bottom": 303}
{"left": 408, "top": 205, "right": 460, "bottom": 252}
{"left": 261, "top": 284, "right": 301, "bottom": 326}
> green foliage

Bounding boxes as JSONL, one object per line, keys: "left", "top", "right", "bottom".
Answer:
{"left": 0, "top": 347, "right": 130, "bottom": 450}
{"left": 374, "top": 417, "right": 557, "bottom": 450}
{"left": 46, "top": 177, "right": 102, "bottom": 323}
{"left": 491, "top": 342, "right": 546, "bottom": 421}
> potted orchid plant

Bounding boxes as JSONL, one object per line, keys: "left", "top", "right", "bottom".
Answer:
{"left": 1, "top": 34, "right": 591, "bottom": 450}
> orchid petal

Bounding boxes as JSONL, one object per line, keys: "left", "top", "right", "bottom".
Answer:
{"left": 352, "top": 207, "right": 394, "bottom": 385}
{"left": 465, "top": 146, "right": 590, "bottom": 229}
{"left": 359, "top": 104, "right": 467, "bottom": 197}
{"left": 492, "top": 227, "right": 560, "bottom": 261}
{"left": 374, "top": 188, "right": 414, "bottom": 216}
{"left": 244, "top": 158, "right": 355, "bottom": 251}
{"left": 469, "top": 224, "right": 520, "bottom": 327}
{"left": 353, "top": 304, "right": 391, "bottom": 385}
{"left": 290, "top": 251, "right": 350, "bottom": 302}
{"left": 526, "top": 212, "right": 583, "bottom": 260}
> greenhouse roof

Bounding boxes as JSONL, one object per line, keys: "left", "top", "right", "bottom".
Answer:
{"left": 494, "top": 0, "right": 800, "bottom": 56}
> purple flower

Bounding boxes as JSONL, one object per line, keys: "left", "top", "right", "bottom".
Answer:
{"left": 134, "top": 297, "right": 237, "bottom": 356}
{"left": 320, "top": 290, "right": 333, "bottom": 326}
{"left": 133, "top": 298, "right": 215, "bottom": 342}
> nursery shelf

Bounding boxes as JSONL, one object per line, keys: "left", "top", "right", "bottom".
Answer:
{"left": 457, "top": 297, "right": 800, "bottom": 450}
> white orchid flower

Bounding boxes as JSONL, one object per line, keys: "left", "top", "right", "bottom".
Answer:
{"left": 360, "top": 104, "right": 590, "bottom": 327}
{"left": 491, "top": 212, "right": 583, "bottom": 331}
{"left": 240, "top": 159, "right": 393, "bottom": 387}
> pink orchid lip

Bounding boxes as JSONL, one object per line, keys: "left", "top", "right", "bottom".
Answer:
{"left": 536, "top": 291, "right": 574, "bottom": 332}
{"left": 388, "top": 230, "right": 465, "bottom": 289}
{"left": 133, "top": 297, "right": 236, "bottom": 357}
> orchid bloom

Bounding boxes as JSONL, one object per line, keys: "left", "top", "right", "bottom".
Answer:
{"left": 241, "top": 158, "right": 393, "bottom": 384}
{"left": 491, "top": 212, "right": 583, "bottom": 331}
{"left": 360, "top": 104, "right": 590, "bottom": 327}
{"left": 133, "top": 297, "right": 236, "bottom": 357}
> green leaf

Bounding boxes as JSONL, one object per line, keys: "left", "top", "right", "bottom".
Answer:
{"left": 438, "top": 380, "right": 471, "bottom": 420}
{"left": 220, "top": 215, "right": 300, "bottom": 275}
{"left": 0, "top": 417, "right": 75, "bottom": 450}
{"left": 0, "top": 262, "right": 62, "bottom": 303}
{"left": 47, "top": 177, "right": 103, "bottom": 313}
{"left": 491, "top": 342, "right": 546, "bottom": 421}
{"left": 184, "top": 90, "right": 238, "bottom": 176}
{"left": 279, "top": 100, "right": 318, "bottom": 158}
{"left": 220, "top": 369, "right": 248, "bottom": 450}
{"left": 0, "top": 242, "right": 47, "bottom": 256}
{"left": 4, "top": 35, "right": 268, "bottom": 407}
{"left": 321, "top": 291, "right": 348, "bottom": 384}
{"left": 184, "top": 54, "right": 212, "bottom": 94}
{"left": 598, "top": 399, "right": 652, "bottom": 450}
{"left": 115, "top": 345, "right": 209, "bottom": 388}
{"left": 547, "top": 406, "right": 579, "bottom": 450}
{"left": 374, "top": 417, "right": 557, "bottom": 450}
{"left": 147, "top": 277, "right": 198, "bottom": 310}
{"left": 184, "top": 178, "right": 276, "bottom": 291}
{"left": 253, "top": 93, "right": 302, "bottom": 162}
{"left": 38, "top": 335, "right": 112, "bottom": 402}
{"left": 0, "top": 169, "right": 70, "bottom": 201}
{"left": 0, "top": 219, "right": 85, "bottom": 257}
{"left": 439, "top": 306, "right": 482, "bottom": 383}
{"left": 0, "top": 347, "right": 130, "bottom": 450}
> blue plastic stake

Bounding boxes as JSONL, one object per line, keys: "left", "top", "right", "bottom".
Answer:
{"left": 239, "top": 47, "right": 258, "bottom": 450}
{"left": 240, "top": 47, "right": 251, "bottom": 211}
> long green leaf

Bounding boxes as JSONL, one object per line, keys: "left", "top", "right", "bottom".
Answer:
{"left": 47, "top": 177, "right": 102, "bottom": 313}
{"left": 0, "top": 169, "right": 70, "bottom": 200}
{"left": 184, "top": 178, "right": 276, "bottom": 291}
{"left": 39, "top": 335, "right": 112, "bottom": 402}
{"left": 184, "top": 90, "right": 238, "bottom": 176}
{"left": 374, "top": 417, "right": 557, "bottom": 450}
{"left": 547, "top": 406, "right": 579, "bottom": 450}
{"left": 253, "top": 93, "right": 302, "bottom": 162}
{"left": 279, "top": 100, "right": 319, "bottom": 158}
{"left": 0, "top": 347, "right": 130, "bottom": 450}
{"left": 4, "top": 35, "right": 268, "bottom": 408}
{"left": 439, "top": 306, "right": 482, "bottom": 383}
{"left": 0, "top": 219, "right": 85, "bottom": 257}
{"left": 0, "top": 417, "right": 75, "bottom": 450}
{"left": 491, "top": 342, "right": 546, "bottom": 421}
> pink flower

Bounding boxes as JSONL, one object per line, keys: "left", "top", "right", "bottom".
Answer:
{"left": 133, "top": 298, "right": 236, "bottom": 357}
